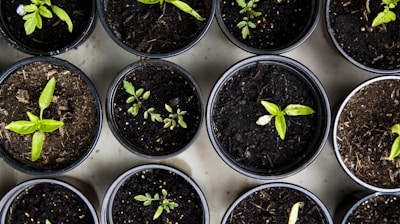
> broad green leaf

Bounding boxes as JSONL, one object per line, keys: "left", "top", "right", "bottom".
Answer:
{"left": 236, "top": 0, "right": 246, "bottom": 8}
{"left": 178, "top": 118, "right": 187, "bottom": 128}
{"left": 31, "top": 131, "right": 45, "bottom": 161}
{"left": 154, "top": 193, "right": 160, "bottom": 200}
{"left": 39, "top": 5, "right": 53, "bottom": 18}
{"left": 123, "top": 81, "right": 135, "bottom": 95}
{"left": 5, "top": 120, "right": 37, "bottom": 135}
{"left": 38, "top": 119, "right": 64, "bottom": 132}
{"left": 242, "top": 25, "right": 250, "bottom": 39}
{"left": 247, "top": 21, "right": 256, "bottom": 28}
{"left": 167, "top": 0, "right": 206, "bottom": 21}
{"left": 153, "top": 205, "right": 164, "bottom": 220}
{"left": 253, "top": 11, "right": 262, "bottom": 17}
{"left": 134, "top": 195, "right": 148, "bottom": 201}
{"left": 23, "top": 4, "right": 38, "bottom": 13}
{"left": 27, "top": 112, "right": 39, "bottom": 123}
{"left": 23, "top": 12, "right": 40, "bottom": 35}
{"left": 46, "top": 219, "right": 52, "bottom": 224}
{"left": 165, "top": 104, "right": 173, "bottom": 113}
{"left": 142, "top": 91, "right": 150, "bottom": 100}
{"left": 288, "top": 201, "right": 304, "bottom": 224}
{"left": 392, "top": 124, "right": 400, "bottom": 135}
{"left": 44, "top": 0, "right": 52, "bottom": 6}
{"left": 137, "top": 0, "right": 161, "bottom": 4}
{"left": 162, "top": 189, "right": 168, "bottom": 196}
{"left": 31, "top": 0, "right": 41, "bottom": 5}
{"left": 260, "top": 100, "right": 281, "bottom": 115}
{"left": 151, "top": 113, "right": 163, "bottom": 122}
{"left": 246, "top": 1, "right": 254, "bottom": 8}
{"left": 389, "top": 137, "right": 400, "bottom": 160}
{"left": 275, "top": 114, "right": 286, "bottom": 140}
{"left": 256, "top": 115, "right": 274, "bottom": 126}
{"left": 126, "top": 96, "right": 136, "bottom": 104}
{"left": 237, "top": 21, "right": 247, "bottom": 29}
{"left": 372, "top": 8, "right": 396, "bottom": 27}
{"left": 169, "top": 202, "right": 178, "bottom": 209}
{"left": 284, "top": 104, "right": 315, "bottom": 116}
{"left": 39, "top": 77, "right": 56, "bottom": 111}
{"left": 51, "top": 5, "right": 73, "bottom": 32}
{"left": 143, "top": 200, "right": 151, "bottom": 206}
{"left": 136, "top": 88, "right": 144, "bottom": 97}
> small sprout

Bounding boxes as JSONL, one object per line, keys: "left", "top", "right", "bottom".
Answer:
{"left": 5, "top": 77, "right": 64, "bottom": 162}
{"left": 45, "top": 219, "right": 52, "bottom": 224}
{"left": 137, "top": 0, "right": 206, "bottom": 21}
{"left": 163, "top": 104, "right": 187, "bottom": 130}
{"left": 256, "top": 100, "right": 315, "bottom": 140}
{"left": 288, "top": 201, "right": 304, "bottom": 224}
{"left": 371, "top": 0, "right": 399, "bottom": 27}
{"left": 18, "top": 0, "right": 73, "bottom": 35}
{"left": 134, "top": 189, "right": 179, "bottom": 220}
{"left": 389, "top": 123, "right": 400, "bottom": 160}
{"left": 236, "top": 0, "right": 262, "bottom": 39}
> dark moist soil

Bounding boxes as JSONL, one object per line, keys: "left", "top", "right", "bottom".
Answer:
{"left": 329, "top": 0, "right": 400, "bottom": 70}
{"left": 346, "top": 194, "right": 400, "bottom": 223}
{"left": 0, "top": 61, "right": 99, "bottom": 171}
{"left": 104, "top": 0, "right": 211, "bottom": 54}
{"left": 112, "top": 61, "right": 201, "bottom": 156}
{"left": 226, "top": 187, "right": 329, "bottom": 223}
{"left": 336, "top": 79, "right": 400, "bottom": 189}
{"left": 212, "top": 62, "right": 323, "bottom": 175}
{"left": 112, "top": 168, "right": 204, "bottom": 223}
{"left": 6, "top": 182, "right": 95, "bottom": 223}
{"left": 220, "top": 0, "right": 313, "bottom": 50}
{"left": 1, "top": 0, "right": 92, "bottom": 53}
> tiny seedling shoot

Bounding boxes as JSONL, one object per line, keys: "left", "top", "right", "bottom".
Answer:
{"left": 389, "top": 123, "right": 400, "bottom": 160}
{"left": 236, "top": 0, "right": 262, "bottom": 39}
{"left": 5, "top": 77, "right": 64, "bottom": 162}
{"left": 368, "top": 0, "right": 399, "bottom": 27}
{"left": 256, "top": 100, "right": 315, "bottom": 140}
{"left": 45, "top": 219, "right": 52, "bottom": 224}
{"left": 137, "top": 0, "right": 206, "bottom": 21}
{"left": 16, "top": 0, "right": 73, "bottom": 35}
{"left": 288, "top": 201, "right": 304, "bottom": 224}
{"left": 123, "top": 80, "right": 187, "bottom": 130}
{"left": 134, "top": 189, "right": 179, "bottom": 220}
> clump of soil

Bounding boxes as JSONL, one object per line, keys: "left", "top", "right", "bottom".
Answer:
{"left": 0, "top": 61, "right": 99, "bottom": 171}
{"left": 336, "top": 79, "right": 400, "bottom": 189}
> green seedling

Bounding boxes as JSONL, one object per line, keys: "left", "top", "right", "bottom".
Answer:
{"left": 236, "top": 0, "right": 262, "bottom": 39}
{"left": 5, "top": 77, "right": 64, "bottom": 162}
{"left": 123, "top": 80, "right": 187, "bottom": 130}
{"left": 45, "top": 219, "right": 52, "bottom": 224}
{"left": 134, "top": 189, "right": 179, "bottom": 220}
{"left": 256, "top": 100, "right": 315, "bottom": 140}
{"left": 17, "top": 0, "right": 73, "bottom": 35}
{"left": 288, "top": 201, "right": 304, "bottom": 224}
{"left": 370, "top": 0, "right": 399, "bottom": 27}
{"left": 389, "top": 123, "right": 400, "bottom": 160}
{"left": 137, "top": 0, "right": 206, "bottom": 21}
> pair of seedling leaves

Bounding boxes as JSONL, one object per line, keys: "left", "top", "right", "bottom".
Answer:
{"left": 18, "top": 0, "right": 73, "bottom": 35}
{"left": 5, "top": 77, "right": 64, "bottom": 162}
{"left": 134, "top": 189, "right": 179, "bottom": 220}
{"left": 137, "top": 0, "right": 206, "bottom": 21}
{"left": 123, "top": 80, "right": 187, "bottom": 130}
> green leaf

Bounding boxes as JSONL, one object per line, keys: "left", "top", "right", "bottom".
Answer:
{"left": 236, "top": 0, "right": 246, "bottom": 8}
{"left": 136, "top": 88, "right": 144, "bottom": 97}
{"left": 39, "top": 77, "right": 56, "bottom": 111}
{"left": 392, "top": 124, "right": 400, "bottom": 135}
{"left": 253, "top": 11, "right": 262, "bottom": 17}
{"left": 123, "top": 81, "right": 135, "bottom": 95}
{"left": 23, "top": 11, "right": 41, "bottom": 35}
{"left": 23, "top": 4, "right": 38, "bottom": 13}
{"left": 142, "top": 91, "right": 151, "bottom": 100}
{"left": 38, "top": 119, "right": 64, "bottom": 132}
{"left": 134, "top": 195, "right": 149, "bottom": 201}
{"left": 169, "top": 202, "right": 178, "bottom": 209}
{"left": 137, "top": 0, "right": 161, "bottom": 4}
{"left": 241, "top": 25, "right": 250, "bottom": 39}
{"left": 27, "top": 112, "right": 39, "bottom": 123}
{"left": 31, "top": 0, "right": 41, "bottom": 5}
{"left": 151, "top": 113, "right": 163, "bottom": 122}
{"left": 153, "top": 205, "right": 164, "bottom": 220}
{"left": 372, "top": 8, "right": 396, "bottom": 27}
{"left": 389, "top": 137, "right": 400, "bottom": 160}
{"left": 260, "top": 100, "right": 281, "bottom": 115}
{"left": 237, "top": 21, "right": 247, "bottom": 29}
{"left": 284, "top": 104, "right": 315, "bottom": 116}
{"left": 154, "top": 193, "right": 160, "bottom": 200}
{"left": 275, "top": 114, "right": 286, "bottom": 140}
{"left": 5, "top": 120, "right": 37, "bottom": 135}
{"left": 51, "top": 5, "right": 73, "bottom": 32}
{"left": 45, "top": 219, "right": 52, "bottom": 224}
{"left": 178, "top": 118, "right": 187, "bottom": 128}
{"left": 256, "top": 115, "right": 274, "bottom": 126}
{"left": 31, "top": 131, "right": 45, "bottom": 161}
{"left": 44, "top": 0, "right": 52, "bottom": 6}
{"left": 39, "top": 5, "right": 52, "bottom": 18}
{"left": 247, "top": 21, "right": 256, "bottom": 28}
{"left": 165, "top": 104, "right": 173, "bottom": 113}
{"left": 288, "top": 201, "right": 304, "bottom": 224}
{"left": 126, "top": 96, "right": 136, "bottom": 104}
{"left": 143, "top": 200, "right": 152, "bottom": 206}
{"left": 167, "top": 0, "right": 206, "bottom": 21}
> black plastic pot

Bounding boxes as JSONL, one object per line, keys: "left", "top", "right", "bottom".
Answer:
{"left": 335, "top": 191, "right": 400, "bottom": 223}
{"left": 221, "top": 182, "right": 333, "bottom": 223}
{"left": 215, "top": 0, "right": 322, "bottom": 54}
{"left": 206, "top": 55, "right": 330, "bottom": 179}
{"left": 100, "top": 164, "right": 210, "bottom": 223}
{"left": 0, "top": 56, "right": 103, "bottom": 176}
{"left": 333, "top": 76, "right": 400, "bottom": 192}
{"left": 96, "top": 0, "right": 215, "bottom": 58}
{"left": 0, "top": 0, "right": 96, "bottom": 56}
{"left": 0, "top": 178, "right": 99, "bottom": 223}
{"left": 326, "top": 0, "right": 400, "bottom": 73}
{"left": 106, "top": 59, "right": 203, "bottom": 159}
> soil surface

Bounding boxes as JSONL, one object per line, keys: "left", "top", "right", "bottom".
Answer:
{"left": 104, "top": 0, "right": 211, "bottom": 54}
{"left": 112, "top": 61, "right": 201, "bottom": 156}
{"left": 1, "top": 0, "right": 93, "bottom": 53}
{"left": 220, "top": 0, "right": 314, "bottom": 50}
{"left": 112, "top": 168, "right": 204, "bottom": 223}
{"left": 6, "top": 183, "right": 95, "bottom": 223}
{"left": 336, "top": 79, "right": 400, "bottom": 189}
{"left": 346, "top": 194, "right": 400, "bottom": 223}
{"left": 328, "top": 0, "right": 400, "bottom": 70}
{"left": 211, "top": 62, "right": 324, "bottom": 176}
{"left": 0, "top": 61, "right": 99, "bottom": 171}
{"left": 225, "top": 186, "right": 329, "bottom": 223}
